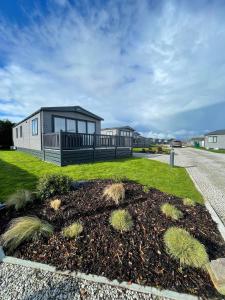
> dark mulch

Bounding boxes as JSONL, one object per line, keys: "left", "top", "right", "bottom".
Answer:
{"left": 1, "top": 180, "right": 225, "bottom": 299}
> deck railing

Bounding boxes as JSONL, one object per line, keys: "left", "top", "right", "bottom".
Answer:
{"left": 43, "top": 131, "right": 133, "bottom": 150}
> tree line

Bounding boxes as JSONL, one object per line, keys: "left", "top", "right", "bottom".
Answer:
{"left": 0, "top": 120, "right": 14, "bottom": 149}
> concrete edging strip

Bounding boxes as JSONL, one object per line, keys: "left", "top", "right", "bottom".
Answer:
{"left": 186, "top": 169, "right": 225, "bottom": 242}
{"left": 0, "top": 247, "right": 198, "bottom": 300}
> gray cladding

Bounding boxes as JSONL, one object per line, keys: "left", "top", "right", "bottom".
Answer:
{"left": 43, "top": 110, "right": 101, "bottom": 134}
{"left": 13, "top": 112, "right": 42, "bottom": 151}
{"left": 205, "top": 134, "right": 225, "bottom": 149}
{"left": 61, "top": 147, "right": 132, "bottom": 166}
{"left": 16, "top": 147, "right": 132, "bottom": 166}
{"left": 44, "top": 149, "right": 61, "bottom": 166}
{"left": 13, "top": 106, "right": 102, "bottom": 151}
{"left": 13, "top": 106, "right": 132, "bottom": 166}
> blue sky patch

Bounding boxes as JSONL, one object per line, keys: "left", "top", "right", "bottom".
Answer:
{"left": 0, "top": 0, "right": 225, "bottom": 138}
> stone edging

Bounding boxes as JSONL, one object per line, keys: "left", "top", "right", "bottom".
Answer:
{"left": 186, "top": 169, "right": 225, "bottom": 241}
{"left": 0, "top": 247, "right": 198, "bottom": 300}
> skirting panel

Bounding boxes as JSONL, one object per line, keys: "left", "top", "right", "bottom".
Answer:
{"left": 44, "top": 149, "right": 61, "bottom": 166}
{"left": 62, "top": 147, "right": 132, "bottom": 166}
{"left": 16, "top": 147, "right": 132, "bottom": 166}
{"left": 17, "top": 147, "right": 44, "bottom": 160}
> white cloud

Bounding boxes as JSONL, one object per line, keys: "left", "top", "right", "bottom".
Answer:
{"left": 0, "top": 0, "right": 225, "bottom": 137}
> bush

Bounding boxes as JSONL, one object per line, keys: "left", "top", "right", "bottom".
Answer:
{"left": 143, "top": 186, "right": 150, "bottom": 193}
{"left": 37, "top": 174, "right": 72, "bottom": 200}
{"left": 183, "top": 198, "right": 196, "bottom": 206}
{"left": 6, "top": 190, "right": 36, "bottom": 211}
{"left": 103, "top": 183, "right": 125, "bottom": 204}
{"left": 157, "top": 146, "right": 163, "bottom": 153}
{"left": 62, "top": 222, "right": 83, "bottom": 239}
{"left": 110, "top": 209, "right": 133, "bottom": 232}
{"left": 50, "top": 199, "right": 61, "bottom": 211}
{"left": 1, "top": 216, "right": 53, "bottom": 252}
{"left": 163, "top": 148, "right": 171, "bottom": 155}
{"left": 161, "top": 203, "right": 183, "bottom": 220}
{"left": 0, "top": 119, "right": 14, "bottom": 148}
{"left": 164, "top": 227, "right": 209, "bottom": 269}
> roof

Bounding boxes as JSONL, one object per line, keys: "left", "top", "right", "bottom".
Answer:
{"left": 13, "top": 106, "right": 104, "bottom": 127}
{"left": 205, "top": 129, "right": 225, "bottom": 136}
{"left": 101, "top": 126, "right": 135, "bottom": 131}
{"left": 190, "top": 136, "right": 204, "bottom": 141}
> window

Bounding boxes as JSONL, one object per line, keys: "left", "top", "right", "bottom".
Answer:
{"left": 67, "top": 119, "right": 76, "bottom": 132}
{"left": 208, "top": 136, "right": 217, "bottom": 143}
{"left": 87, "top": 122, "right": 95, "bottom": 134}
{"left": 20, "top": 126, "right": 22, "bottom": 138}
{"left": 106, "top": 131, "right": 113, "bottom": 135}
{"left": 78, "top": 120, "right": 86, "bottom": 133}
{"left": 32, "top": 118, "right": 38, "bottom": 135}
{"left": 54, "top": 117, "right": 66, "bottom": 132}
{"left": 16, "top": 128, "right": 18, "bottom": 139}
{"left": 120, "top": 130, "right": 131, "bottom": 136}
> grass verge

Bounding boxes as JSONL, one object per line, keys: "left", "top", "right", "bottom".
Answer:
{"left": 0, "top": 150, "right": 203, "bottom": 204}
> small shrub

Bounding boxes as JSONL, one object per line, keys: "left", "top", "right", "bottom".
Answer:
{"left": 50, "top": 199, "right": 61, "bottom": 211}
{"left": 110, "top": 209, "right": 133, "bottom": 232}
{"left": 62, "top": 222, "right": 83, "bottom": 239}
{"left": 6, "top": 190, "right": 36, "bottom": 211}
{"left": 161, "top": 203, "right": 183, "bottom": 220}
{"left": 37, "top": 174, "right": 72, "bottom": 200}
{"left": 1, "top": 216, "right": 53, "bottom": 252}
{"left": 183, "top": 198, "right": 196, "bottom": 206}
{"left": 143, "top": 186, "right": 150, "bottom": 193}
{"left": 164, "top": 227, "right": 209, "bottom": 269}
{"left": 157, "top": 146, "right": 163, "bottom": 153}
{"left": 163, "top": 148, "right": 171, "bottom": 155}
{"left": 103, "top": 183, "right": 125, "bottom": 204}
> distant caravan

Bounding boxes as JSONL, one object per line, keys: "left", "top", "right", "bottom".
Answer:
{"left": 171, "top": 140, "right": 182, "bottom": 148}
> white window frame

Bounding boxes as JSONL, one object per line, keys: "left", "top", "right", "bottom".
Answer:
{"left": 20, "top": 126, "right": 22, "bottom": 138}
{"left": 87, "top": 122, "right": 95, "bottom": 134}
{"left": 66, "top": 119, "right": 76, "bottom": 132}
{"left": 32, "top": 118, "right": 38, "bottom": 136}
{"left": 208, "top": 136, "right": 217, "bottom": 143}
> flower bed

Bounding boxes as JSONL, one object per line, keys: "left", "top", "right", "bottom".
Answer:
{"left": 1, "top": 179, "right": 225, "bottom": 299}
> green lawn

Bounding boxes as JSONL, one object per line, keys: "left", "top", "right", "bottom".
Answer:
{"left": 0, "top": 150, "right": 203, "bottom": 204}
{"left": 195, "top": 147, "right": 225, "bottom": 154}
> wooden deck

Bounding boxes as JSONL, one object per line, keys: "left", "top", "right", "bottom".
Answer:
{"left": 41, "top": 131, "right": 133, "bottom": 166}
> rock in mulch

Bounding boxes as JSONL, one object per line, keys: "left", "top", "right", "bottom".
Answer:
{"left": 207, "top": 258, "right": 225, "bottom": 296}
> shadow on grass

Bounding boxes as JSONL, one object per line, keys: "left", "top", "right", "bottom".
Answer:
{"left": 0, "top": 158, "right": 38, "bottom": 202}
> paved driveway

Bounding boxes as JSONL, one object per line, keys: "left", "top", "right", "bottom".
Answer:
{"left": 148, "top": 148, "right": 225, "bottom": 224}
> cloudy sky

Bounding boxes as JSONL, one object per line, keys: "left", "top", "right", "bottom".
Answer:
{"left": 0, "top": 0, "right": 225, "bottom": 139}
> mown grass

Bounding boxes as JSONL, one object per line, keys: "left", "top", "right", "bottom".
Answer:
{"left": 0, "top": 150, "right": 203, "bottom": 204}
{"left": 195, "top": 147, "right": 225, "bottom": 154}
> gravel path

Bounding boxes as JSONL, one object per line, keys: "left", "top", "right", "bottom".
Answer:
{"left": 0, "top": 263, "right": 170, "bottom": 300}
{"left": 147, "top": 147, "right": 225, "bottom": 224}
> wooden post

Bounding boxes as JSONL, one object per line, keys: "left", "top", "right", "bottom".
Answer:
{"left": 131, "top": 137, "right": 133, "bottom": 156}
{"left": 43, "top": 133, "right": 46, "bottom": 161}
{"left": 59, "top": 130, "right": 63, "bottom": 166}
{"left": 93, "top": 133, "right": 96, "bottom": 162}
